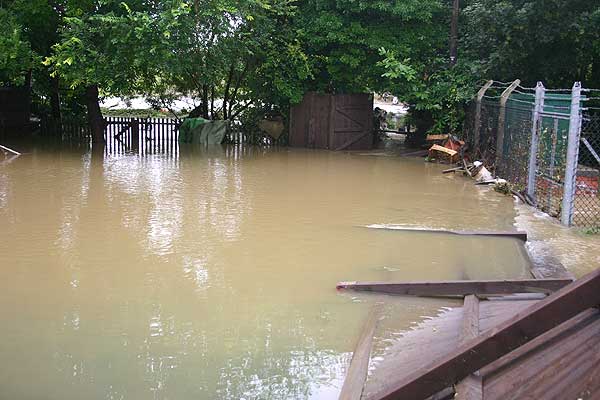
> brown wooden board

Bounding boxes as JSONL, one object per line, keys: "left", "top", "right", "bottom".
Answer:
{"left": 338, "top": 304, "right": 382, "bottom": 400}
{"left": 336, "top": 279, "right": 573, "bottom": 297}
{"left": 455, "top": 295, "right": 483, "bottom": 400}
{"left": 367, "top": 268, "right": 600, "bottom": 400}
{"left": 361, "top": 226, "right": 528, "bottom": 241}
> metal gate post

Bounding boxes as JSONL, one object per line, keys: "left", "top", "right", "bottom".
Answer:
{"left": 495, "top": 80, "right": 521, "bottom": 172}
{"left": 474, "top": 80, "right": 493, "bottom": 152}
{"left": 526, "top": 82, "right": 545, "bottom": 199}
{"left": 561, "top": 82, "right": 582, "bottom": 226}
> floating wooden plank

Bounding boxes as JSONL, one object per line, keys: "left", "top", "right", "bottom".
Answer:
{"left": 338, "top": 304, "right": 382, "bottom": 400}
{"left": 0, "top": 144, "right": 21, "bottom": 156}
{"left": 336, "top": 279, "right": 573, "bottom": 297}
{"left": 361, "top": 225, "right": 528, "bottom": 242}
{"left": 455, "top": 295, "right": 483, "bottom": 400}
{"left": 442, "top": 166, "right": 465, "bottom": 174}
{"left": 367, "top": 268, "right": 600, "bottom": 400}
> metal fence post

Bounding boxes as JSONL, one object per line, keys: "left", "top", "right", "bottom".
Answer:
{"left": 561, "top": 82, "right": 582, "bottom": 226}
{"left": 474, "top": 80, "right": 493, "bottom": 152}
{"left": 526, "top": 82, "right": 545, "bottom": 199}
{"left": 495, "top": 79, "right": 521, "bottom": 171}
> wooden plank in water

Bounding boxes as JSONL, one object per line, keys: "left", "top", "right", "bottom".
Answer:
{"left": 338, "top": 304, "right": 382, "bottom": 400}
{"left": 367, "top": 268, "right": 600, "bottom": 400}
{"left": 455, "top": 295, "right": 483, "bottom": 400}
{"left": 362, "top": 226, "right": 528, "bottom": 241}
{"left": 336, "top": 279, "right": 573, "bottom": 297}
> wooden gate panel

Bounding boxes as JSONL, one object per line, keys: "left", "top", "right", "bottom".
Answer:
{"left": 289, "top": 95, "right": 309, "bottom": 147}
{"left": 331, "top": 93, "right": 373, "bottom": 151}
{"left": 289, "top": 92, "right": 373, "bottom": 151}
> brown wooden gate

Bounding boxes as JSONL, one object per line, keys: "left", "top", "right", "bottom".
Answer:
{"left": 289, "top": 92, "right": 373, "bottom": 151}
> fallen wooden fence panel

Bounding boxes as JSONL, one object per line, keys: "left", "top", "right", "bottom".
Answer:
{"left": 336, "top": 279, "right": 573, "bottom": 297}
{"left": 367, "top": 268, "right": 600, "bottom": 400}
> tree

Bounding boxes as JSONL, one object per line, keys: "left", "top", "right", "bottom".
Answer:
{"left": 0, "top": 9, "right": 33, "bottom": 86}
{"left": 460, "top": 0, "right": 600, "bottom": 88}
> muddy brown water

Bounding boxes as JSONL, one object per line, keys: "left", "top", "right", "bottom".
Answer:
{"left": 0, "top": 145, "right": 534, "bottom": 399}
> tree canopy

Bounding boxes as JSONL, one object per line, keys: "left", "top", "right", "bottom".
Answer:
{"left": 1, "top": 0, "right": 598, "bottom": 138}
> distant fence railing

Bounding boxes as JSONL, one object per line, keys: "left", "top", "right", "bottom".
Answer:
{"left": 39, "top": 116, "right": 286, "bottom": 153}
{"left": 463, "top": 80, "right": 600, "bottom": 230}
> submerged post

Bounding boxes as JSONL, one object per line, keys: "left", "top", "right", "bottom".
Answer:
{"left": 561, "top": 82, "right": 582, "bottom": 226}
{"left": 526, "top": 82, "right": 545, "bottom": 199}
{"left": 473, "top": 80, "right": 493, "bottom": 152}
{"left": 495, "top": 79, "right": 520, "bottom": 172}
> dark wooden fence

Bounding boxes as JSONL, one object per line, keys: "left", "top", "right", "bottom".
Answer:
{"left": 39, "top": 116, "right": 285, "bottom": 154}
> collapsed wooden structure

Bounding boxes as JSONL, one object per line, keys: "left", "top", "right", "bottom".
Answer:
{"left": 336, "top": 250, "right": 599, "bottom": 399}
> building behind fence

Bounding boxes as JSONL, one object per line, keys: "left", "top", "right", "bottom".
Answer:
{"left": 463, "top": 80, "right": 600, "bottom": 230}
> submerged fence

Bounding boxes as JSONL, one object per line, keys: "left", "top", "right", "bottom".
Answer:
{"left": 39, "top": 116, "right": 286, "bottom": 154}
{"left": 463, "top": 80, "right": 600, "bottom": 229}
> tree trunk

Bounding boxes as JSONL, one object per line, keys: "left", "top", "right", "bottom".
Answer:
{"left": 210, "top": 86, "right": 215, "bottom": 120}
{"left": 50, "top": 76, "right": 62, "bottom": 123}
{"left": 449, "top": 0, "right": 460, "bottom": 65}
{"left": 85, "top": 85, "right": 105, "bottom": 145}
{"left": 201, "top": 85, "right": 209, "bottom": 119}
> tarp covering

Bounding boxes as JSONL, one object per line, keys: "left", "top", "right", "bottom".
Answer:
{"left": 178, "top": 118, "right": 228, "bottom": 145}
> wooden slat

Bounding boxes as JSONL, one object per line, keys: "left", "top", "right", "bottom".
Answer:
{"left": 336, "top": 279, "right": 573, "bottom": 297}
{"left": 338, "top": 304, "right": 382, "bottom": 400}
{"left": 482, "top": 309, "right": 600, "bottom": 400}
{"left": 455, "top": 295, "right": 483, "bottom": 400}
{"left": 362, "top": 226, "right": 527, "bottom": 241}
{"left": 367, "top": 268, "right": 600, "bottom": 400}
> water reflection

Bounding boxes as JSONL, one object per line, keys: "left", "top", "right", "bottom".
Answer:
{"left": 0, "top": 145, "right": 532, "bottom": 399}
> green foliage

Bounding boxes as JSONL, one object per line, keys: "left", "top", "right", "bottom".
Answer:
{"left": 0, "top": 9, "right": 33, "bottom": 86}
{"left": 461, "top": 0, "right": 600, "bottom": 88}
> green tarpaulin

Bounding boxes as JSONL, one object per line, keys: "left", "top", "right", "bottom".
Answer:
{"left": 178, "top": 117, "right": 228, "bottom": 145}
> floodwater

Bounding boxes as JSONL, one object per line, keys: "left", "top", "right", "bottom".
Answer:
{"left": 0, "top": 144, "right": 533, "bottom": 399}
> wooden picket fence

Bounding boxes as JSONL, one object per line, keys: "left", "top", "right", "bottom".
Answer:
{"left": 39, "top": 116, "right": 285, "bottom": 153}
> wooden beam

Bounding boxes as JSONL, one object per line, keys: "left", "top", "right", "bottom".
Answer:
{"left": 366, "top": 268, "right": 600, "bottom": 400}
{"left": 339, "top": 304, "right": 382, "bottom": 400}
{"left": 336, "top": 279, "right": 573, "bottom": 297}
{"left": 361, "top": 226, "right": 528, "bottom": 242}
{"left": 455, "top": 295, "right": 483, "bottom": 400}
{"left": 478, "top": 308, "right": 599, "bottom": 380}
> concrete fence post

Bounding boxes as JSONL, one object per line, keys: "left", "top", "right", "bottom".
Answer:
{"left": 526, "top": 82, "right": 545, "bottom": 199}
{"left": 473, "top": 80, "right": 493, "bottom": 152}
{"left": 561, "top": 82, "right": 582, "bottom": 226}
{"left": 495, "top": 79, "right": 521, "bottom": 172}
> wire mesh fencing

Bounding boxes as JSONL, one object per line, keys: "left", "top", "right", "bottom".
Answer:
{"left": 463, "top": 80, "right": 600, "bottom": 230}
{"left": 574, "top": 112, "right": 600, "bottom": 229}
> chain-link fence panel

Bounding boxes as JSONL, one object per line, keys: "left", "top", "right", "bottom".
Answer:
{"left": 573, "top": 113, "right": 600, "bottom": 229}
{"left": 497, "top": 99, "right": 533, "bottom": 189}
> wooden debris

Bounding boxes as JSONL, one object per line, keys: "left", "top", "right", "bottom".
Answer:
{"left": 366, "top": 268, "right": 600, "bottom": 400}
{"left": 335, "top": 279, "right": 573, "bottom": 297}
{"left": 362, "top": 226, "right": 528, "bottom": 241}
{"left": 426, "top": 134, "right": 449, "bottom": 141}
{"left": 443, "top": 166, "right": 465, "bottom": 174}
{"left": 455, "top": 295, "right": 483, "bottom": 400}
{"left": 0, "top": 144, "right": 21, "bottom": 156}
{"left": 338, "top": 304, "right": 382, "bottom": 400}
